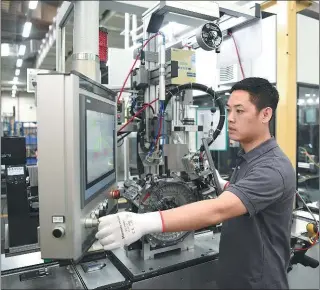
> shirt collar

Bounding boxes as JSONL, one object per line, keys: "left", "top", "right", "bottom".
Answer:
{"left": 237, "top": 137, "right": 278, "bottom": 163}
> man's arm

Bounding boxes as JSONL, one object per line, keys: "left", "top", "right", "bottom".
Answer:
{"left": 160, "top": 191, "right": 247, "bottom": 232}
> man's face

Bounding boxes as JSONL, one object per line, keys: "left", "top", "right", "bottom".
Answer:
{"left": 226, "top": 90, "right": 271, "bottom": 143}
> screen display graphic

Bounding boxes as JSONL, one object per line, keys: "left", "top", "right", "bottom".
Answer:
{"left": 86, "top": 110, "right": 114, "bottom": 185}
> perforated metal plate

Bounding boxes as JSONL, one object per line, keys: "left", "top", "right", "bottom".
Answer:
{"left": 138, "top": 180, "right": 198, "bottom": 246}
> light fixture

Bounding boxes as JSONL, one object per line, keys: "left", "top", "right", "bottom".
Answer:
{"left": 15, "top": 69, "right": 20, "bottom": 76}
{"left": 1, "top": 43, "right": 10, "bottom": 56}
{"left": 18, "top": 45, "right": 26, "bottom": 56}
{"left": 13, "top": 76, "right": 18, "bottom": 84}
{"left": 316, "top": 97, "right": 319, "bottom": 104}
{"left": 305, "top": 93, "right": 310, "bottom": 97}
{"left": 22, "top": 22, "right": 32, "bottom": 38}
{"left": 29, "top": 1, "right": 38, "bottom": 10}
{"left": 307, "top": 98, "right": 314, "bottom": 105}
{"left": 12, "top": 91, "right": 16, "bottom": 98}
{"left": 298, "top": 99, "right": 305, "bottom": 106}
{"left": 16, "top": 58, "right": 23, "bottom": 67}
{"left": 12, "top": 85, "right": 17, "bottom": 90}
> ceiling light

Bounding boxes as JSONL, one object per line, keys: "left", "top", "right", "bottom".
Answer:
{"left": 12, "top": 85, "right": 17, "bottom": 90}
{"left": 12, "top": 91, "right": 16, "bottom": 98}
{"left": 316, "top": 97, "right": 319, "bottom": 104}
{"left": 298, "top": 99, "right": 305, "bottom": 106}
{"left": 15, "top": 69, "right": 20, "bottom": 76}
{"left": 42, "top": 39, "right": 45, "bottom": 44}
{"left": 29, "top": 1, "right": 38, "bottom": 10}
{"left": 313, "top": 94, "right": 316, "bottom": 97}
{"left": 305, "top": 93, "right": 310, "bottom": 97}
{"left": 1, "top": 43, "right": 10, "bottom": 56}
{"left": 18, "top": 45, "right": 26, "bottom": 56}
{"left": 16, "top": 59, "right": 23, "bottom": 67}
{"left": 13, "top": 77, "right": 18, "bottom": 84}
{"left": 22, "top": 22, "right": 32, "bottom": 38}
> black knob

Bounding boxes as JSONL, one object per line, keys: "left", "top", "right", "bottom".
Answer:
{"left": 52, "top": 227, "right": 65, "bottom": 238}
{"left": 99, "top": 209, "right": 105, "bottom": 218}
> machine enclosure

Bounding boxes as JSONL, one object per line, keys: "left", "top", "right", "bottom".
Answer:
{"left": 37, "top": 72, "right": 117, "bottom": 261}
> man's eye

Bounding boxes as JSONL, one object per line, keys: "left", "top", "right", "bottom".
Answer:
{"left": 236, "top": 110, "right": 244, "bottom": 114}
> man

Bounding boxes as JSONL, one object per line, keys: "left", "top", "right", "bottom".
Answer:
{"left": 96, "top": 77, "right": 296, "bottom": 289}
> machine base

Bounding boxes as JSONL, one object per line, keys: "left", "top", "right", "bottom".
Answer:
{"left": 1, "top": 256, "right": 129, "bottom": 290}
{"left": 110, "top": 232, "right": 220, "bottom": 284}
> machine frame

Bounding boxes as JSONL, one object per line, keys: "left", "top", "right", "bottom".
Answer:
{"left": 37, "top": 71, "right": 117, "bottom": 261}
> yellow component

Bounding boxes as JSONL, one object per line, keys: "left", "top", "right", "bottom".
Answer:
{"left": 306, "top": 222, "right": 318, "bottom": 236}
{"left": 169, "top": 48, "right": 196, "bottom": 85}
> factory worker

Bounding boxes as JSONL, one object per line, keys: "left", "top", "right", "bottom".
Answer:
{"left": 96, "top": 77, "right": 296, "bottom": 289}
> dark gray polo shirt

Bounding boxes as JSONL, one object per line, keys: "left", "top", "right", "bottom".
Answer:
{"left": 217, "top": 137, "right": 296, "bottom": 289}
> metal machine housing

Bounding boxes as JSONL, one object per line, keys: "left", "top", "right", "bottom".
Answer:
{"left": 37, "top": 71, "right": 117, "bottom": 261}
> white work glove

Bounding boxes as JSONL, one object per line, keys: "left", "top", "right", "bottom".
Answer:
{"left": 215, "top": 169, "right": 229, "bottom": 190}
{"left": 95, "top": 211, "right": 163, "bottom": 251}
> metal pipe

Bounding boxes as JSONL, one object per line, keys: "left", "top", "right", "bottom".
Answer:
{"left": 132, "top": 14, "right": 137, "bottom": 43}
{"left": 72, "top": 1, "right": 100, "bottom": 82}
{"left": 124, "top": 13, "right": 130, "bottom": 49}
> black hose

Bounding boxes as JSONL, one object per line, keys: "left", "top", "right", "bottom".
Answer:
{"left": 164, "top": 83, "right": 225, "bottom": 148}
{"left": 117, "top": 132, "right": 131, "bottom": 144}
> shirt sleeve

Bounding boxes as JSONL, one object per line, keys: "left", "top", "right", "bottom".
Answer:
{"left": 226, "top": 163, "right": 285, "bottom": 217}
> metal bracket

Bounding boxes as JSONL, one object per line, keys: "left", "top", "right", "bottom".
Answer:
{"left": 201, "top": 138, "right": 222, "bottom": 195}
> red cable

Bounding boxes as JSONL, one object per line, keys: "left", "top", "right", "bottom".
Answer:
{"left": 117, "top": 33, "right": 162, "bottom": 104}
{"left": 118, "top": 98, "right": 159, "bottom": 133}
{"left": 228, "top": 32, "right": 245, "bottom": 79}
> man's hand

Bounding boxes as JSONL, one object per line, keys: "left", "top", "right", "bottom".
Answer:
{"left": 95, "top": 211, "right": 163, "bottom": 251}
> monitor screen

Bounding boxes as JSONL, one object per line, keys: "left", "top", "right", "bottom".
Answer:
{"left": 81, "top": 94, "right": 116, "bottom": 207}
{"left": 86, "top": 110, "right": 114, "bottom": 184}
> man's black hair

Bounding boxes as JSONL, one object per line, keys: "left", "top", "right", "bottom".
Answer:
{"left": 230, "top": 77, "right": 279, "bottom": 114}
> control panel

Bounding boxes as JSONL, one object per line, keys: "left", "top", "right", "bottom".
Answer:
{"left": 6, "top": 166, "right": 26, "bottom": 184}
{"left": 84, "top": 199, "right": 109, "bottom": 229}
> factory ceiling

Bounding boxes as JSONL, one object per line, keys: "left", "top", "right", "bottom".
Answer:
{"left": 1, "top": 1, "right": 134, "bottom": 94}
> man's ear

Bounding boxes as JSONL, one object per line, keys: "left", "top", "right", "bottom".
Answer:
{"left": 261, "top": 107, "right": 273, "bottom": 123}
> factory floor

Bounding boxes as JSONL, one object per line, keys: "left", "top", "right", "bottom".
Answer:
{"left": 0, "top": 196, "right": 319, "bottom": 289}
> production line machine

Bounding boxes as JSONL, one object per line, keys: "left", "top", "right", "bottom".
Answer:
{"left": 1, "top": 1, "right": 319, "bottom": 289}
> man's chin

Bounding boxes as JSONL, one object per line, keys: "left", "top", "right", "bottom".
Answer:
{"left": 228, "top": 134, "right": 240, "bottom": 142}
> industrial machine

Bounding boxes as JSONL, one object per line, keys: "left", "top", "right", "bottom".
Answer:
{"left": 1, "top": 137, "right": 39, "bottom": 255}
{"left": 1, "top": 1, "right": 319, "bottom": 290}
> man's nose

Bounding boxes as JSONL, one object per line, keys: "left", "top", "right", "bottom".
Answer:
{"left": 227, "top": 111, "right": 235, "bottom": 123}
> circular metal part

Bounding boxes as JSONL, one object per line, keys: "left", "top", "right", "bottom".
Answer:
{"left": 196, "top": 22, "right": 222, "bottom": 51}
{"left": 84, "top": 218, "right": 99, "bottom": 228}
{"left": 52, "top": 226, "right": 65, "bottom": 238}
{"left": 138, "top": 180, "right": 198, "bottom": 247}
